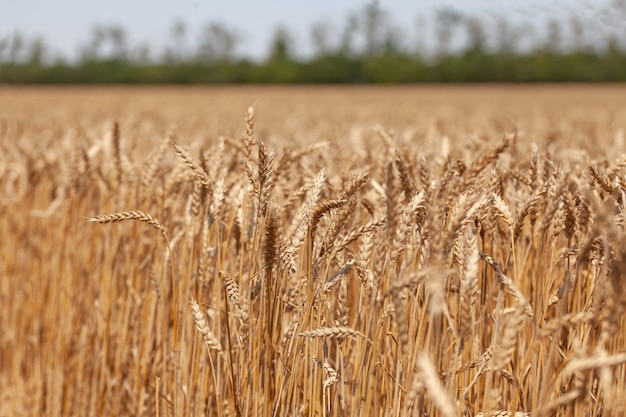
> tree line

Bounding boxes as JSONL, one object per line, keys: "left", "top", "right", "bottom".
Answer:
{"left": 1, "top": 3, "right": 626, "bottom": 83}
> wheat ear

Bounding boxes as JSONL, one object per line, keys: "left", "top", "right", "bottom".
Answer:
{"left": 298, "top": 326, "right": 365, "bottom": 341}
{"left": 90, "top": 210, "right": 167, "bottom": 237}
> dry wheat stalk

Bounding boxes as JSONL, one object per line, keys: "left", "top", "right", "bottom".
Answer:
{"left": 298, "top": 326, "right": 364, "bottom": 340}
{"left": 446, "top": 194, "right": 488, "bottom": 256}
{"left": 389, "top": 291, "right": 409, "bottom": 349}
{"left": 384, "top": 159, "right": 401, "bottom": 242}
{"left": 563, "top": 190, "right": 577, "bottom": 239}
{"left": 142, "top": 128, "right": 174, "bottom": 187}
{"left": 354, "top": 231, "right": 374, "bottom": 290}
{"left": 589, "top": 163, "right": 618, "bottom": 195}
{"left": 459, "top": 231, "right": 479, "bottom": 342}
{"left": 416, "top": 354, "right": 456, "bottom": 417}
{"left": 280, "top": 178, "right": 315, "bottom": 214}
{"left": 565, "top": 349, "right": 626, "bottom": 377}
{"left": 89, "top": 210, "right": 168, "bottom": 237}
{"left": 203, "top": 138, "right": 227, "bottom": 180}
{"left": 223, "top": 274, "right": 249, "bottom": 345}
{"left": 209, "top": 179, "right": 225, "bottom": 226}
{"left": 391, "top": 191, "right": 427, "bottom": 264}
{"left": 189, "top": 293, "right": 224, "bottom": 356}
{"left": 263, "top": 209, "right": 279, "bottom": 269}
{"left": 197, "top": 218, "right": 211, "bottom": 282}
{"left": 310, "top": 198, "right": 348, "bottom": 234}
{"left": 244, "top": 105, "right": 255, "bottom": 149}
{"left": 394, "top": 149, "right": 417, "bottom": 203}
{"left": 490, "top": 193, "right": 513, "bottom": 228}
{"left": 336, "top": 276, "right": 349, "bottom": 327}
{"left": 492, "top": 302, "right": 527, "bottom": 372}
{"left": 480, "top": 252, "right": 532, "bottom": 318}
{"left": 541, "top": 175, "right": 568, "bottom": 234}
{"left": 539, "top": 311, "right": 594, "bottom": 336}
{"left": 289, "top": 141, "right": 330, "bottom": 162}
{"left": 257, "top": 141, "right": 276, "bottom": 217}
{"left": 513, "top": 190, "right": 535, "bottom": 240}
{"left": 316, "top": 198, "right": 357, "bottom": 261}
{"left": 339, "top": 170, "right": 369, "bottom": 200}
{"left": 111, "top": 121, "right": 122, "bottom": 187}
{"left": 506, "top": 167, "right": 532, "bottom": 188}
{"left": 322, "top": 362, "right": 339, "bottom": 389}
{"left": 322, "top": 262, "right": 352, "bottom": 293}
{"left": 173, "top": 144, "right": 212, "bottom": 189}
{"left": 334, "top": 216, "right": 386, "bottom": 254}
{"left": 280, "top": 168, "right": 326, "bottom": 273}
{"left": 419, "top": 156, "right": 430, "bottom": 187}
{"left": 190, "top": 179, "right": 203, "bottom": 220}
{"left": 374, "top": 124, "right": 395, "bottom": 148}
{"left": 462, "top": 133, "right": 515, "bottom": 189}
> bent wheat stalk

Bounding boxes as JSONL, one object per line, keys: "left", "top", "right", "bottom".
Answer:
{"left": 89, "top": 210, "right": 180, "bottom": 414}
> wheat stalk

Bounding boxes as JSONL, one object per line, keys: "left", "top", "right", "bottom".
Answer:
{"left": 89, "top": 210, "right": 167, "bottom": 237}
{"left": 298, "top": 326, "right": 364, "bottom": 340}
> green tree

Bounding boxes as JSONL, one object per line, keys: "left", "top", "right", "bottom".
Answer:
{"left": 164, "top": 19, "right": 188, "bottom": 63}
{"left": 435, "top": 7, "right": 463, "bottom": 56}
{"left": 339, "top": 13, "right": 359, "bottom": 56}
{"left": 106, "top": 25, "right": 128, "bottom": 60}
{"left": 570, "top": 16, "right": 586, "bottom": 52}
{"left": 465, "top": 16, "right": 485, "bottom": 53}
{"left": 9, "top": 32, "right": 25, "bottom": 63}
{"left": 264, "top": 26, "right": 300, "bottom": 82}
{"left": 495, "top": 16, "right": 518, "bottom": 54}
{"left": 310, "top": 20, "right": 335, "bottom": 57}
{"left": 268, "top": 26, "right": 293, "bottom": 62}
{"left": 79, "top": 25, "right": 105, "bottom": 61}
{"left": 27, "top": 38, "right": 47, "bottom": 65}
{"left": 362, "top": 1, "right": 387, "bottom": 56}
{"left": 79, "top": 24, "right": 128, "bottom": 62}
{"left": 543, "top": 20, "right": 562, "bottom": 53}
{"left": 0, "top": 36, "right": 8, "bottom": 64}
{"left": 197, "top": 22, "right": 240, "bottom": 63}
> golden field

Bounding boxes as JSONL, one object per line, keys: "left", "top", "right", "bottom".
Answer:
{"left": 2, "top": 85, "right": 626, "bottom": 417}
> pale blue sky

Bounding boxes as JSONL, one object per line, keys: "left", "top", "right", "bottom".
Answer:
{"left": 1, "top": 0, "right": 624, "bottom": 60}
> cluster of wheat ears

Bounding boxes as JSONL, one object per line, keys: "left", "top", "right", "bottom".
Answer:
{"left": 3, "top": 96, "right": 626, "bottom": 417}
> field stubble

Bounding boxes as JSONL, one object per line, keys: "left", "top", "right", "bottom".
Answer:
{"left": 2, "top": 85, "right": 626, "bottom": 416}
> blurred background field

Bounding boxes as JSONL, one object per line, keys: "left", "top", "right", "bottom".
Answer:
{"left": 2, "top": 84, "right": 626, "bottom": 141}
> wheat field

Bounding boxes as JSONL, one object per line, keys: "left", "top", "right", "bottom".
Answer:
{"left": 2, "top": 85, "right": 626, "bottom": 417}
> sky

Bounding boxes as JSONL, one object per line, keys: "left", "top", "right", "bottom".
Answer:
{"left": 1, "top": 0, "right": 625, "bottom": 61}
